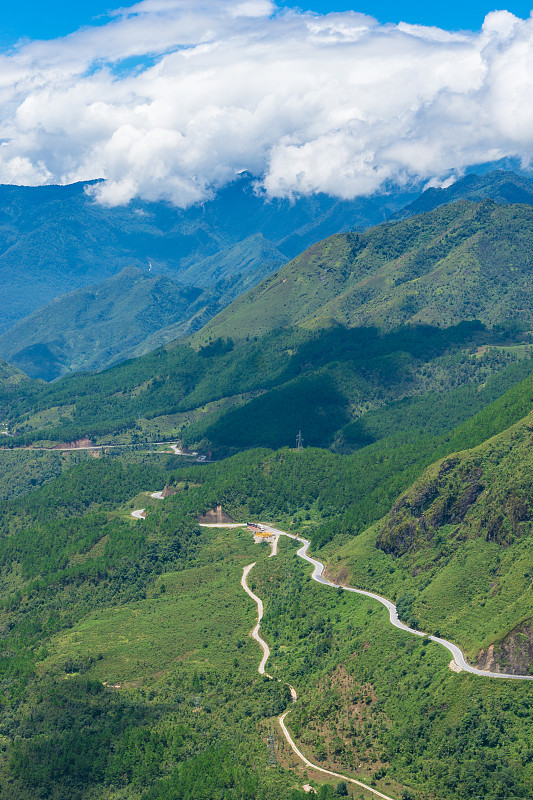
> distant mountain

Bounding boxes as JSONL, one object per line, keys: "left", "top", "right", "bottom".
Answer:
{"left": 195, "top": 199, "right": 533, "bottom": 343}
{"left": 3, "top": 168, "right": 533, "bottom": 375}
{"left": 175, "top": 233, "right": 286, "bottom": 288}
{"left": 0, "top": 176, "right": 411, "bottom": 335}
{"left": 0, "top": 233, "right": 300, "bottom": 380}
{"left": 392, "top": 169, "right": 533, "bottom": 220}
{"left": 0, "top": 266, "right": 224, "bottom": 380}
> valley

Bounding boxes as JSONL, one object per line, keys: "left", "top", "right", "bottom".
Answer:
{"left": 2, "top": 171, "right": 533, "bottom": 800}
{"left": 3, "top": 0, "right": 533, "bottom": 790}
{"left": 1, "top": 415, "right": 533, "bottom": 799}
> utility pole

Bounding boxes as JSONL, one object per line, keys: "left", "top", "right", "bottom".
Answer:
{"left": 296, "top": 430, "right": 303, "bottom": 450}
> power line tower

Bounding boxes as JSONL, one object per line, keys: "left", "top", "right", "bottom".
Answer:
{"left": 267, "top": 726, "right": 278, "bottom": 766}
{"left": 296, "top": 430, "right": 304, "bottom": 450}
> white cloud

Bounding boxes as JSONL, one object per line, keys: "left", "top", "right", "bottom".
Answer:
{"left": 0, "top": 1, "right": 532, "bottom": 206}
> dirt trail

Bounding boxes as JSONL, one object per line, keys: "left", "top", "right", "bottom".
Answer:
{"left": 241, "top": 563, "right": 271, "bottom": 677}
{"left": 241, "top": 558, "right": 397, "bottom": 800}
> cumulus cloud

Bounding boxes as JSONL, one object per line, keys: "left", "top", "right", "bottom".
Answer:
{"left": 0, "top": 1, "right": 532, "bottom": 206}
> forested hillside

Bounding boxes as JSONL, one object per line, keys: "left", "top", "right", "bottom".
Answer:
{"left": 197, "top": 200, "right": 533, "bottom": 343}
{"left": 0, "top": 267, "right": 214, "bottom": 380}
{"left": 2, "top": 169, "right": 533, "bottom": 800}
{"left": 1, "top": 402, "right": 533, "bottom": 799}
{"left": 0, "top": 359, "right": 33, "bottom": 418}
{"left": 392, "top": 169, "right": 533, "bottom": 220}
{"left": 0, "top": 175, "right": 407, "bottom": 336}
{"left": 3, "top": 319, "right": 530, "bottom": 453}
{"left": 2, "top": 170, "right": 532, "bottom": 382}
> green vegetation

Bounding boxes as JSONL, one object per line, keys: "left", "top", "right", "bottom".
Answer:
{"left": 0, "top": 448, "right": 90, "bottom": 502}
{"left": 326, "top": 411, "right": 533, "bottom": 671}
{"left": 6, "top": 199, "right": 533, "bottom": 459}
{"left": 4, "top": 176, "right": 533, "bottom": 800}
{"left": 254, "top": 538, "right": 533, "bottom": 800}
{"left": 0, "top": 358, "right": 32, "bottom": 418}
{"left": 2, "top": 370, "right": 533, "bottom": 799}
{"left": 0, "top": 173, "right": 403, "bottom": 341}
{"left": 0, "top": 459, "right": 292, "bottom": 800}
{"left": 3, "top": 319, "right": 528, "bottom": 454}
{"left": 1, "top": 446, "right": 532, "bottom": 800}
{"left": 197, "top": 199, "right": 533, "bottom": 343}
{"left": 0, "top": 266, "right": 214, "bottom": 380}
{"left": 393, "top": 168, "right": 533, "bottom": 221}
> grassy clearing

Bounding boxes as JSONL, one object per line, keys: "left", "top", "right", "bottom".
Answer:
{"left": 40, "top": 529, "right": 267, "bottom": 685}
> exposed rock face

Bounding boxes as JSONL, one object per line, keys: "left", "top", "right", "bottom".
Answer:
{"left": 197, "top": 505, "right": 234, "bottom": 524}
{"left": 376, "top": 422, "right": 533, "bottom": 557}
{"left": 477, "top": 621, "right": 533, "bottom": 675}
{"left": 161, "top": 486, "right": 178, "bottom": 498}
{"left": 52, "top": 438, "right": 94, "bottom": 449}
{"left": 376, "top": 461, "right": 485, "bottom": 556}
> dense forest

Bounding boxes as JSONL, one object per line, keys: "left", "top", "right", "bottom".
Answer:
{"left": 2, "top": 319, "right": 530, "bottom": 455}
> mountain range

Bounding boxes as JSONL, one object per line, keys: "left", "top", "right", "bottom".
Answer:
{"left": 2, "top": 168, "right": 533, "bottom": 800}
{"left": 0, "top": 174, "right": 410, "bottom": 336}
{"left": 2, "top": 169, "right": 533, "bottom": 382}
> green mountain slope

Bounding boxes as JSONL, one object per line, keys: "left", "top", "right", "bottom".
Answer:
{"left": 0, "top": 358, "right": 33, "bottom": 418}
{"left": 0, "top": 176, "right": 410, "bottom": 335}
{"left": 0, "top": 267, "right": 214, "bottom": 380}
{"left": 5, "top": 198, "right": 533, "bottom": 452}
{"left": 327, "top": 410, "right": 533, "bottom": 675}
{"left": 0, "top": 446, "right": 533, "bottom": 800}
{"left": 175, "top": 233, "right": 286, "bottom": 288}
{"left": 0, "top": 242, "right": 292, "bottom": 381}
{"left": 196, "top": 200, "right": 533, "bottom": 343}
{"left": 4, "top": 170, "right": 533, "bottom": 380}
{"left": 5, "top": 320, "right": 529, "bottom": 451}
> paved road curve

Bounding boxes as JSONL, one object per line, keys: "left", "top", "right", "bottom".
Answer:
{"left": 278, "top": 708, "right": 397, "bottom": 800}
{"left": 260, "top": 525, "right": 533, "bottom": 681}
{"left": 241, "top": 560, "right": 397, "bottom": 800}
{"left": 140, "top": 497, "right": 533, "bottom": 681}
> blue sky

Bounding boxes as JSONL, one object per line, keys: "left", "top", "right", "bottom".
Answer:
{"left": 285, "top": 1, "right": 533, "bottom": 30}
{"left": 1, "top": 1, "right": 531, "bottom": 46}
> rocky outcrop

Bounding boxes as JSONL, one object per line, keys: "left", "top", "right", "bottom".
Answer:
{"left": 376, "top": 461, "right": 485, "bottom": 556}
{"left": 52, "top": 438, "right": 94, "bottom": 449}
{"left": 477, "top": 621, "right": 533, "bottom": 675}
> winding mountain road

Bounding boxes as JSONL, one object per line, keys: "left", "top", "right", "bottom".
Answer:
{"left": 259, "top": 525, "right": 533, "bottom": 681}
{"left": 136, "top": 493, "right": 533, "bottom": 681}
{"left": 133, "top": 491, "right": 532, "bottom": 796}
{"left": 241, "top": 525, "right": 531, "bottom": 800}
{"left": 241, "top": 563, "right": 272, "bottom": 677}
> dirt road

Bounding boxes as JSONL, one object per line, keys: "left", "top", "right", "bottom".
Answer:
{"left": 241, "top": 558, "right": 397, "bottom": 800}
